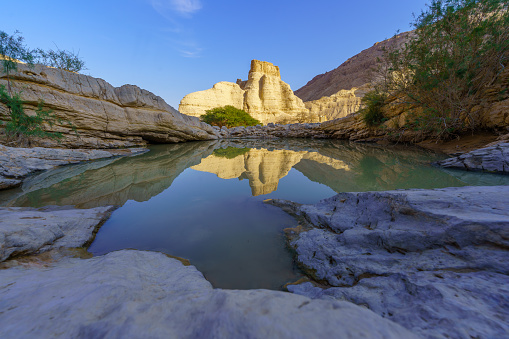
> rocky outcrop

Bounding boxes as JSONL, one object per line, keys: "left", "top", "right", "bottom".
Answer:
{"left": 0, "top": 63, "right": 219, "bottom": 148}
{"left": 179, "top": 60, "right": 312, "bottom": 124}
{"left": 269, "top": 186, "right": 509, "bottom": 339}
{"left": 436, "top": 142, "right": 509, "bottom": 173}
{"left": 304, "top": 85, "right": 370, "bottom": 122}
{"left": 0, "top": 144, "right": 147, "bottom": 190}
{"left": 295, "top": 32, "right": 411, "bottom": 102}
{"left": 0, "top": 250, "right": 416, "bottom": 338}
{"left": 219, "top": 123, "right": 330, "bottom": 139}
{"left": 0, "top": 205, "right": 115, "bottom": 261}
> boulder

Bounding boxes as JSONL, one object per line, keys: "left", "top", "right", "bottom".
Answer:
{"left": 0, "top": 205, "right": 116, "bottom": 262}
{"left": 269, "top": 186, "right": 509, "bottom": 339}
{"left": 0, "top": 63, "right": 219, "bottom": 148}
{"left": 179, "top": 60, "right": 312, "bottom": 124}
{"left": 436, "top": 142, "right": 509, "bottom": 173}
{"left": 0, "top": 250, "right": 416, "bottom": 338}
{"left": 0, "top": 144, "right": 148, "bottom": 190}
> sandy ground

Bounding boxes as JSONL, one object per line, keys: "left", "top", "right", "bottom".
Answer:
{"left": 416, "top": 131, "right": 504, "bottom": 155}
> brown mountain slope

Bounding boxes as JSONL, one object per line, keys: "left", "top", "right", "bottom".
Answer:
{"left": 295, "top": 32, "right": 411, "bottom": 102}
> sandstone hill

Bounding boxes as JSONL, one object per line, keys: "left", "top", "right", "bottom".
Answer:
{"left": 295, "top": 32, "right": 411, "bottom": 102}
{"left": 0, "top": 63, "right": 219, "bottom": 148}
{"left": 179, "top": 60, "right": 312, "bottom": 124}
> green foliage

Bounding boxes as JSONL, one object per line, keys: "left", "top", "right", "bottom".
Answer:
{"left": 375, "top": 0, "right": 509, "bottom": 139}
{"left": 213, "top": 147, "right": 251, "bottom": 159}
{"left": 0, "top": 30, "right": 83, "bottom": 145}
{"left": 35, "top": 47, "right": 86, "bottom": 73}
{"left": 0, "top": 85, "right": 63, "bottom": 143}
{"left": 201, "top": 105, "right": 262, "bottom": 128}
{"left": 360, "top": 91, "right": 388, "bottom": 127}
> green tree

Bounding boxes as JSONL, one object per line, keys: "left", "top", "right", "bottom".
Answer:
{"left": 0, "top": 30, "right": 84, "bottom": 145}
{"left": 372, "top": 0, "right": 509, "bottom": 139}
{"left": 201, "top": 105, "right": 262, "bottom": 128}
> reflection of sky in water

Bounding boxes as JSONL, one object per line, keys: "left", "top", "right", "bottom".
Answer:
{"left": 2, "top": 139, "right": 508, "bottom": 290}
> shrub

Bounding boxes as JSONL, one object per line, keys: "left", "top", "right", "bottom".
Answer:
{"left": 0, "top": 85, "right": 64, "bottom": 144}
{"left": 0, "top": 30, "right": 83, "bottom": 145}
{"left": 374, "top": 0, "right": 509, "bottom": 139}
{"left": 201, "top": 105, "right": 261, "bottom": 128}
{"left": 360, "top": 91, "right": 388, "bottom": 127}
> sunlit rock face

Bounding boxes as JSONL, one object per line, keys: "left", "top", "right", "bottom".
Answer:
{"left": 0, "top": 64, "right": 219, "bottom": 148}
{"left": 179, "top": 60, "right": 312, "bottom": 124}
{"left": 305, "top": 85, "right": 370, "bottom": 122}
{"left": 191, "top": 148, "right": 350, "bottom": 196}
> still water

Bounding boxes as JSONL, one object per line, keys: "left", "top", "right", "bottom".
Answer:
{"left": 2, "top": 139, "right": 508, "bottom": 289}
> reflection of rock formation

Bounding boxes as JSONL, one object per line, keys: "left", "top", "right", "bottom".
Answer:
{"left": 179, "top": 60, "right": 311, "bottom": 124}
{"left": 2, "top": 141, "right": 219, "bottom": 208}
{"left": 191, "top": 148, "right": 350, "bottom": 196}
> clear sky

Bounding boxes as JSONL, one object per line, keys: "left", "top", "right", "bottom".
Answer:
{"left": 2, "top": 0, "right": 430, "bottom": 109}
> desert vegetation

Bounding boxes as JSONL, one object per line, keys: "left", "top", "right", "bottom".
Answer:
{"left": 362, "top": 0, "right": 509, "bottom": 139}
{"left": 0, "top": 30, "right": 84, "bottom": 145}
{"left": 201, "top": 105, "right": 262, "bottom": 128}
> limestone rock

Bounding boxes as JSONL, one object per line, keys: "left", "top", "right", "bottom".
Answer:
{"left": 0, "top": 205, "right": 116, "bottom": 261}
{"left": 0, "top": 144, "right": 148, "bottom": 191}
{"left": 180, "top": 60, "right": 312, "bottom": 124}
{"left": 0, "top": 250, "right": 416, "bottom": 338}
{"left": 270, "top": 186, "right": 509, "bottom": 339}
{"left": 436, "top": 142, "right": 509, "bottom": 173}
{"left": 0, "top": 63, "right": 219, "bottom": 148}
{"left": 305, "top": 85, "right": 370, "bottom": 122}
{"left": 295, "top": 32, "right": 411, "bottom": 102}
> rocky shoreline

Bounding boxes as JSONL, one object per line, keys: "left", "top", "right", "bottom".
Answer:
{"left": 0, "top": 136, "right": 508, "bottom": 338}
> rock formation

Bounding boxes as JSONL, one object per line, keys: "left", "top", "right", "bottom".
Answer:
{"left": 0, "top": 205, "right": 115, "bottom": 261}
{"left": 0, "top": 144, "right": 147, "bottom": 190}
{"left": 0, "top": 250, "right": 416, "bottom": 338}
{"left": 0, "top": 63, "right": 219, "bottom": 148}
{"left": 436, "top": 142, "right": 509, "bottom": 173}
{"left": 295, "top": 32, "right": 411, "bottom": 102}
{"left": 179, "top": 60, "right": 312, "bottom": 124}
{"left": 268, "top": 186, "right": 509, "bottom": 339}
{"left": 304, "top": 85, "right": 370, "bottom": 122}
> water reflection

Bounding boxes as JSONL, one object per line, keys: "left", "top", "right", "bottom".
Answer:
{"left": 2, "top": 139, "right": 508, "bottom": 209}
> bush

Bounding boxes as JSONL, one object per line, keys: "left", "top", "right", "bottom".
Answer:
{"left": 374, "top": 0, "right": 509, "bottom": 139}
{"left": 201, "top": 105, "right": 261, "bottom": 128}
{"left": 0, "top": 30, "right": 83, "bottom": 145}
{"left": 0, "top": 85, "right": 64, "bottom": 144}
{"left": 360, "top": 91, "right": 388, "bottom": 127}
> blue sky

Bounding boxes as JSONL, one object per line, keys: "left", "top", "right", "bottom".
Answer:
{"left": 3, "top": 0, "right": 429, "bottom": 108}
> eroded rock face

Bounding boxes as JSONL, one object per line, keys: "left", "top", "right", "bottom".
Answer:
{"left": 0, "top": 144, "right": 147, "bottom": 190}
{"left": 0, "top": 205, "right": 115, "bottom": 261}
{"left": 0, "top": 250, "right": 416, "bottom": 338}
{"left": 305, "top": 86, "right": 370, "bottom": 122}
{"left": 269, "top": 186, "right": 509, "bottom": 339}
{"left": 436, "top": 142, "right": 509, "bottom": 173}
{"left": 179, "top": 60, "right": 311, "bottom": 124}
{"left": 0, "top": 63, "right": 219, "bottom": 148}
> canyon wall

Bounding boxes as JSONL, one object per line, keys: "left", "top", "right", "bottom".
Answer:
{"left": 0, "top": 63, "right": 219, "bottom": 148}
{"left": 179, "top": 60, "right": 312, "bottom": 124}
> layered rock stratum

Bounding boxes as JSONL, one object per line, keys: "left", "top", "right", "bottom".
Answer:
{"left": 0, "top": 63, "right": 219, "bottom": 148}
{"left": 179, "top": 60, "right": 311, "bottom": 124}
{"left": 269, "top": 186, "right": 509, "bottom": 339}
{"left": 295, "top": 32, "right": 411, "bottom": 102}
{"left": 0, "top": 250, "right": 416, "bottom": 338}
